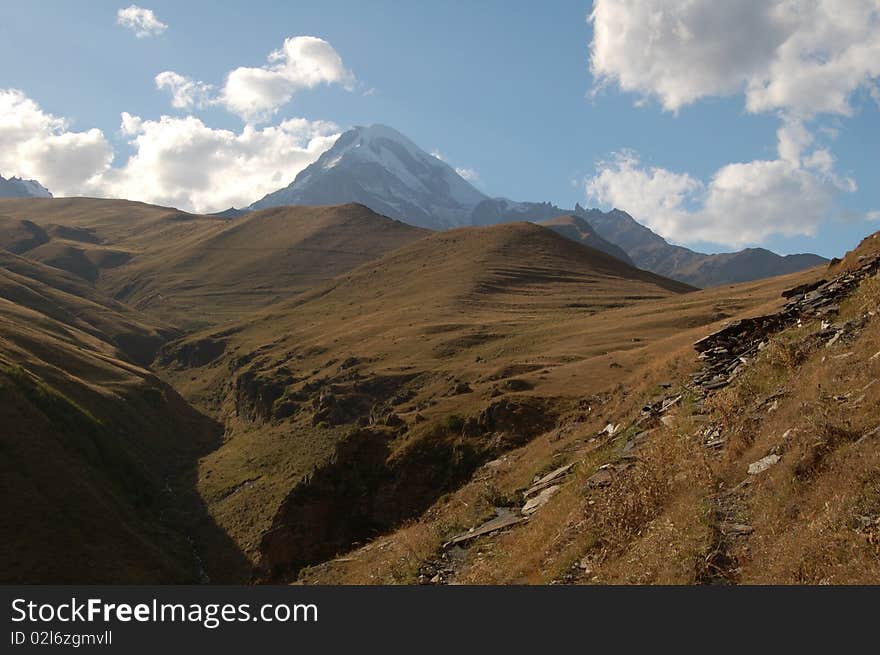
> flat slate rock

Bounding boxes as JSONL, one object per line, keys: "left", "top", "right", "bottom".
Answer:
{"left": 524, "top": 463, "right": 574, "bottom": 498}
{"left": 443, "top": 508, "right": 525, "bottom": 548}
{"left": 748, "top": 454, "right": 781, "bottom": 475}
{"left": 522, "top": 485, "right": 560, "bottom": 515}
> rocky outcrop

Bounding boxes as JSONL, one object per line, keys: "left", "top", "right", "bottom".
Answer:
{"left": 691, "top": 253, "right": 880, "bottom": 393}
{"left": 258, "top": 396, "right": 560, "bottom": 580}
{"left": 258, "top": 427, "right": 395, "bottom": 579}
{"left": 472, "top": 397, "right": 557, "bottom": 446}
{"left": 158, "top": 336, "right": 227, "bottom": 368}
{"left": 234, "top": 369, "right": 295, "bottom": 423}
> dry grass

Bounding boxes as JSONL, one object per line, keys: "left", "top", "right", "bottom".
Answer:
{"left": 4, "top": 196, "right": 878, "bottom": 584}
{"left": 298, "top": 253, "right": 880, "bottom": 586}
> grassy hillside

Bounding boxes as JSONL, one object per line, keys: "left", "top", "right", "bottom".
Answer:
{"left": 0, "top": 240, "right": 249, "bottom": 583}
{"left": 537, "top": 214, "right": 634, "bottom": 266}
{"left": 155, "top": 222, "right": 758, "bottom": 578}
{"left": 0, "top": 199, "right": 427, "bottom": 327}
{"left": 298, "top": 232, "right": 880, "bottom": 584}
{"left": 3, "top": 195, "right": 877, "bottom": 585}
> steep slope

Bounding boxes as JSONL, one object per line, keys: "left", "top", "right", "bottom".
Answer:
{"left": 0, "top": 249, "right": 249, "bottom": 583}
{"left": 537, "top": 214, "right": 634, "bottom": 265}
{"left": 157, "top": 222, "right": 697, "bottom": 578}
{"left": 250, "top": 125, "right": 487, "bottom": 229}
{"left": 297, "top": 232, "right": 880, "bottom": 586}
{"left": 0, "top": 249, "right": 172, "bottom": 365}
{"left": 576, "top": 205, "right": 827, "bottom": 287}
{"left": 0, "top": 198, "right": 428, "bottom": 327}
{"left": 0, "top": 174, "right": 51, "bottom": 198}
{"left": 3, "top": 193, "right": 858, "bottom": 586}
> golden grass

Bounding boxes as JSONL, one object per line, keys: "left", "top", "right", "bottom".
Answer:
{"left": 4, "top": 197, "right": 878, "bottom": 584}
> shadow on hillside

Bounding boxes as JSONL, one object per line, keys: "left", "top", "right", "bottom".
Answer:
{"left": 158, "top": 385, "right": 254, "bottom": 584}
{"left": 0, "top": 362, "right": 252, "bottom": 584}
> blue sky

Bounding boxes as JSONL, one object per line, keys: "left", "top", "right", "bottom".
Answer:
{"left": 1, "top": 0, "right": 878, "bottom": 257}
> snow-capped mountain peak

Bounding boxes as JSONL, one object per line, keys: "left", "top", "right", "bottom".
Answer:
{"left": 249, "top": 124, "right": 487, "bottom": 229}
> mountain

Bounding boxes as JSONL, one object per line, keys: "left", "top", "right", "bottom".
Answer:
{"left": 469, "top": 198, "right": 563, "bottom": 226}
{"left": 0, "top": 247, "right": 249, "bottom": 583}
{"left": 249, "top": 124, "right": 574, "bottom": 233}
{"left": 0, "top": 198, "right": 428, "bottom": 327}
{"left": 158, "top": 221, "right": 694, "bottom": 577}
{"left": 0, "top": 174, "right": 51, "bottom": 198}
{"left": 248, "top": 124, "right": 824, "bottom": 286}
{"left": 99, "top": 203, "right": 429, "bottom": 327}
{"left": 4, "top": 191, "right": 879, "bottom": 585}
{"left": 536, "top": 214, "right": 634, "bottom": 266}
{"left": 250, "top": 124, "right": 487, "bottom": 230}
{"left": 298, "top": 230, "right": 880, "bottom": 586}
{"left": 208, "top": 206, "right": 250, "bottom": 218}
{"left": 574, "top": 205, "right": 828, "bottom": 288}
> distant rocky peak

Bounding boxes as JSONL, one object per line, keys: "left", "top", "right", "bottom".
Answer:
{"left": 0, "top": 174, "right": 52, "bottom": 199}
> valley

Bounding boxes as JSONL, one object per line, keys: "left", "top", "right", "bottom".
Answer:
{"left": 3, "top": 195, "right": 876, "bottom": 584}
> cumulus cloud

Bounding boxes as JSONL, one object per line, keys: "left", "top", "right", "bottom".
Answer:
{"left": 155, "top": 72, "right": 214, "bottom": 110}
{"left": 587, "top": 0, "right": 878, "bottom": 247}
{"left": 102, "top": 113, "right": 339, "bottom": 211}
{"left": 1, "top": 88, "right": 339, "bottom": 212}
{"left": 0, "top": 89, "right": 113, "bottom": 195}
{"left": 116, "top": 5, "right": 168, "bottom": 38}
{"left": 221, "top": 36, "right": 355, "bottom": 122}
{"left": 589, "top": 0, "right": 880, "bottom": 116}
{"left": 585, "top": 123, "right": 855, "bottom": 247}
{"left": 153, "top": 36, "right": 354, "bottom": 123}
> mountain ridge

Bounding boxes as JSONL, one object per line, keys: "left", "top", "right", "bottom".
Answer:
{"left": 0, "top": 174, "right": 52, "bottom": 199}
{"left": 575, "top": 204, "right": 828, "bottom": 288}
{"left": 0, "top": 198, "right": 429, "bottom": 328}
{"left": 248, "top": 124, "right": 827, "bottom": 288}
{"left": 537, "top": 214, "right": 634, "bottom": 266}
{"left": 2, "top": 192, "right": 877, "bottom": 584}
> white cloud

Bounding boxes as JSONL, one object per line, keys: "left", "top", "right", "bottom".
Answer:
{"left": 155, "top": 71, "right": 214, "bottom": 110}
{"left": 585, "top": 123, "right": 854, "bottom": 248}
{"left": 454, "top": 167, "right": 480, "bottom": 184}
{"left": 220, "top": 36, "right": 355, "bottom": 122}
{"left": 867, "top": 210, "right": 880, "bottom": 222}
{"left": 586, "top": 150, "right": 706, "bottom": 239}
{"left": 776, "top": 116, "right": 813, "bottom": 165}
{"left": 587, "top": 0, "right": 878, "bottom": 247}
{"left": 1, "top": 88, "right": 339, "bottom": 213}
{"left": 101, "top": 113, "right": 339, "bottom": 211}
{"left": 116, "top": 5, "right": 168, "bottom": 38}
{"left": 590, "top": 0, "right": 880, "bottom": 116}
{"left": 0, "top": 89, "right": 113, "bottom": 195}
{"left": 152, "top": 36, "right": 355, "bottom": 123}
